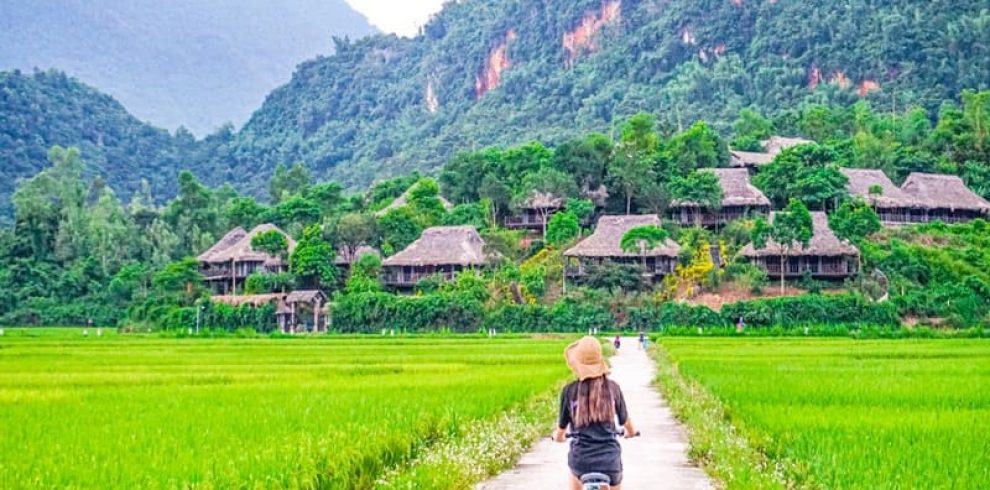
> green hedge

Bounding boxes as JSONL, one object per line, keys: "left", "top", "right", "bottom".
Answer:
{"left": 333, "top": 292, "right": 484, "bottom": 333}
{"left": 484, "top": 300, "right": 613, "bottom": 333}
{"left": 150, "top": 303, "right": 277, "bottom": 332}
{"left": 627, "top": 303, "right": 727, "bottom": 330}
{"left": 721, "top": 294, "right": 900, "bottom": 327}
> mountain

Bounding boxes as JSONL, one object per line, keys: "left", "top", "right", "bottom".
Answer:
{"left": 212, "top": 0, "right": 990, "bottom": 193}
{"left": 0, "top": 0, "right": 377, "bottom": 135}
{"left": 2, "top": 0, "right": 989, "bottom": 217}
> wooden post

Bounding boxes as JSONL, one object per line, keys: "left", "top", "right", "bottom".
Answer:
{"left": 313, "top": 298, "right": 319, "bottom": 333}
{"left": 230, "top": 259, "right": 236, "bottom": 295}
{"left": 290, "top": 302, "right": 296, "bottom": 334}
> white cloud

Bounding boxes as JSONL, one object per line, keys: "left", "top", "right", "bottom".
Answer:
{"left": 346, "top": 0, "right": 448, "bottom": 37}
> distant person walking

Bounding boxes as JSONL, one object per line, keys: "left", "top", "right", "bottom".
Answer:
{"left": 613, "top": 335, "right": 621, "bottom": 350}
{"left": 638, "top": 331, "right": 647, "bottom": 350}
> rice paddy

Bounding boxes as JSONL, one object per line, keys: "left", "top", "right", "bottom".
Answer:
{"left": 658, "top": 338, "right": 990, "bottom": 489}
{"left": 0, "top": 331, "right": 571, "bottom": 489}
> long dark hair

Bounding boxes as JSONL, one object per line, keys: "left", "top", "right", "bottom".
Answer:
{"left": 573, "top": 375, "right": 615, "bottom": 428}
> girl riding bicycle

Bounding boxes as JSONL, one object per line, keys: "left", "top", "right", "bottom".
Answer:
{"left": 553, "top": 336, "right": 637, "bottom": 490}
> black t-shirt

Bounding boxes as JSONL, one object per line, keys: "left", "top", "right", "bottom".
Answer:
{"left": 557, "top": 379, "right": 628, "bottom": 474}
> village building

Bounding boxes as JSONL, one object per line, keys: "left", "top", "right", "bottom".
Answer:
{"left": 504, "top": 192, "right": 565, "bottom": 232}
{"left": 381, "top": 226, "right": 490, "bottom": 288}
{"left": 334, "top": 245, "right": 381, "bottom": 275}
{"left": 197, "top": 224, "right": 296, "bottom": 295}
{"left": 740, "top": 212, "right": 859, "bottom": 279}
{"left": 899, "top": 172, "right": 990, "bottom": 224}
{"left": 209, "top": 290, "right": 327, "bottom": 333}
{"left": 373, "top": 185, "right": 453, "bottom": 217}
{"left": 730, "top": 135, "right": 814, "bottom": 170}
{"left": 669, "top": 168, "right": 770, "bottom": 227}
{"left": 840, "top": 168, "right": 920, "bottom": 225}
{"left": 563, "top": 215, "right": 680, "bottom": 281}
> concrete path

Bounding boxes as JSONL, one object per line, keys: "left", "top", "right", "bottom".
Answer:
{"left": 477, "top": 338, "right": 713, "bottom": 489}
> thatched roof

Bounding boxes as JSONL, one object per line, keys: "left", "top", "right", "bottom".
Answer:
{"left": 374, "top": 185, "right": 454, "bottom": 217}
{"left": 564, "top": 215, "right": 680, "bottom": 258}
{"left": 900, "top": 173, "right": 990, "bottom": 212}
{"left": 729, "top": 150, "right": 774, "bottom": 167}
{"left": 741, "top": 212, "right": 858, "bottom": 257}
{"left": 210, "top": 294, "right": 283, "bottom": 307}
{"left": 198, "top": 227, "right": 247, "bottom": 262}
{"left": 521, "top": 191, "right": 565, "bottom": 210}
{"left": 198, "top": 224, "right": 297, "bottom": 264}
{"left": 763, "top": 136, "right": 814, "bottom": 155}
{"left": 840, "top": 168, "right": 917, "bottom": 209}
{"left": 285, "top": 290, "right": 327, "bottom": 304}
{"left": 335, "top": 245, "right": 381, "bottom": 265}
{"left": 671, "top": 168, "right": 770, "bottom": 208}
{"left": 382, "top": 226, "right": 489, "bottom": 267}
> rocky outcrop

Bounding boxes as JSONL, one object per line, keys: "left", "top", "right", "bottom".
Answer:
{"left": 563, "top": 1, "right": 621, "bottom": 68}
{"left": 475, "top": 29, "right": 517, "bottom": 99}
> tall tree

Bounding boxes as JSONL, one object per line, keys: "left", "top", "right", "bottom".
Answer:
{"left": 669, "top": 171, "right": 723, "bottom": 227}
{"left": 751, "top": 199, "right": 813, "bottom": 294}
{"left": 515, "top": 167, "right": 578, "bottom": 236}
{"left": 289, "top": 225, "right": 337, "bottom": 290}
{"left": 620, "top": 225, "right": 670, "bottom": 272}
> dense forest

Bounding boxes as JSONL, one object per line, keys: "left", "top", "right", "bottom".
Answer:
{"left": 2, "top": 0, "right": 989, "bottom": 220}
{"left": 216, "top": 0, "right": 990, "bottom": 192}
{"left": 1, "top": 92, "right": 988, "bottom": 331}
{"left": 0, "top": 0, "right": 376, "bottom": 134}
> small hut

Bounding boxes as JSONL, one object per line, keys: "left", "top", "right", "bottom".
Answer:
{"left": 762, "top": 136, "right": 814, "bottom": 155}
{"left": 729, "top": 150, "right": 774, "bottom": 169}
{"left": 504, "top": 192, "right": 565, "bottom": 232}
{"left": 374, "top": 186, "right": 453, "bottom": 217}
{"left": 669, "top": 168, "right": 770, "bottom": 227}
{"left": 840, "top": 168, "right": 919, "bottom": 225}
{"left": 198, "top": 224, "right": 296, "bottom": 294}
{"left": 899, "top": 173, "right": 990, "bottom": 224}
{"left": 740, "top": 212, "right": 859, "bottom": 279}
{"left": 381, "top": 226, "right": 490, "bottom": 288}
{"left": 280, "top": 290, "right": 329, "bottom": 333}
{"left": 563, "top": 215, "right": 680, "bottom": 281}
{"left": 729, "top": 136, "right": 814, "bottom": 171}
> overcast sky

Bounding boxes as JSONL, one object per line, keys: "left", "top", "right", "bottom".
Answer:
{"left": 345, "top": 0, "right": 447, "bottom": 37}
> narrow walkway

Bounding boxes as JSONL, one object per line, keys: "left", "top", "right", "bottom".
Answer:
{"left": 477, "top": 338, "right": 713, "bottom": 489}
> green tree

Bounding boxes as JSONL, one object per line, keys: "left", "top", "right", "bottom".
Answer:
{"left": 515, "top": 167, "right": 578, "bottom": 236}
{"left": 751, "top": 199, "right": 813, "bottom": 294}
{"left": 333, "top": 212, "right": 379, "bottom": 262}
{"left": 379, "top": 206, "right": 422, "bottom": 256}
{"left": 251, "top": 230, "right": 289, "bottom": 259}
{"left": 829, "top": 199, "right": 881, "bottom": 243}
{"left": 668, "top": 171, "right": 723, "bottom": 227}
{"left": 152, "top": 258, "right": 204, "bottom": 306}
{"left": 289, "top": 225, "right": 337, "bottom": 290}
{"left": 345, "top": 253, "right": 383, "bottom": 293}
{"left": 545, "top": 210, "right": 579, "bottom": 247}
{"left": 667, "top": 121, "right": 729, "bottom": 174}
{"left": 620, "top": 225, "right": 670, "bottom": 271}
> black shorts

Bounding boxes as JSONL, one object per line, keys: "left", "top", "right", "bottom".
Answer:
{"left": 571, "top": 469, "right": 623, "bottom": 486}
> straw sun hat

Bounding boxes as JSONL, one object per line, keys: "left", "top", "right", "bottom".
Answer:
{"left": 565, "top": 336, "right": 609, "bottom": 380}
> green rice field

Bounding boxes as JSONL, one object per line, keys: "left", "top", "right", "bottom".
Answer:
{"left": 659, "top": 338, "right": 990, "bottom": 489}
{"left": 0, "top": 331, "right": 570, "bottom": 489}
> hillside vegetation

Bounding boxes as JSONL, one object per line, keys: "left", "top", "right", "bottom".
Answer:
{"left": 0, "top": 0, "right": 376, "bottom": 134}
{"left": 216, "top": 0, "right": 990, "bottom": 191}
{"left": 1, "top": 91, "right": 988, "bottom": 329}
{"left": 2, "top": 0, "right": 988, "bottom": 216}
